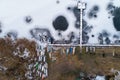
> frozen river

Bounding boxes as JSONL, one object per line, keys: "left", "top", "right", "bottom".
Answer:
{"left": 0, "top": 0, "right": 120, "bottom": 44}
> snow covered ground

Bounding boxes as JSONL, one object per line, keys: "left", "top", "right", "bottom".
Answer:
{"left": 84, "top": 0, "right": 120, "bottom": 44}
{"left": 0, "top": 0, "right": 120, "bottom": 44}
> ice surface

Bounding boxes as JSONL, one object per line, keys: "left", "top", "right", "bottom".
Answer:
{"left": 0, "top": 0, "right": 120, "bottom": 44}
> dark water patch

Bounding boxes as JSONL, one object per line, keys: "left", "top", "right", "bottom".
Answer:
{"left": 25, "top": 16, "right": 32, "bottom": 24}
{"left": 50, "top": 37, "right": 54, "bottom": 44}
{"left": 68, "top": 6, "right": 88, "bottom": 30}
{"left": 83, "top": 26, "right": 93, "bottom": 33}
{"left": 58, "top": 31, "right": 62, "bottom": 37}
{"left": 93, "top": 5, "right": 99, "bottom": 12}
{"left": 109, "top": 10, "right": 114, "bottom": 15}
{"left": 98, "top": 31, "right": 111, "bottom": 44}
{"left": 88, "top": 11, "right": 94, "bottom": 19}
{"left": 112, "top": 7, "right": 120, "bottom": 31}
{"left": 67, "top": 7, "right": 72, "bottom": 10}
{"left": 56, "top": 0, "right": 60, "bottom": 4}
{"left": 83, "top": 36, "right": 89, "bottom": 44}
{"left": 6, "top": 31, "right": 18, "bottom": 40}
{"left": 105, "top": 37, "right": 111, "bottom": 44}
{"left": 68, "top": 32, "right": 75, "bottom": 42}
{"left": 0, "top": 29, "right": 2, "bottom": 33}
{"left": 101, "top": 30, "right": 110, "bottom": 37}
{"left": 30, "top": 27, "right": 54, "bottom": 42}
{"left": 75, "top": 20, "right": 80, "bottom": 28}
{"left": 113, "top": 34, "right": 119, "bottom": 39}
{"left": 113, "top": 16, "right": 120, "bottom": 31}
{"left": 108, "top": 16, "right": 111, "bottom": 19}
{"left": 107, "top": 2, "right": 115, "bottom": 16}
{"left": 83, "top": 31, "right": 88, "bottom": 35}
{"left": 94, "top": 14, "right": 97, "bottom": 18}
{"left": 52, "top": 15, "right": 69, "bottom": 31}
{"left": 82, "top": 31, "right": 89, "bottom": 44}
{"left": 114, "top": 40, "right": 120, "bottom": 44}
{"left": 113, "top": 7, "right": 120, "bottom": 17}
{"left": 106, "top": 2, "right": 115, "bottom": 10}
{"left": 73, "top": 6, "right": 80, "bottom": 20}
{"left": 75, "top": 19, "right": 87, "bottom": 29}
{"left": 75, "top": 19, "right": 91, "bottom": 34}
{"left": 87, "top": 5, "right": 99, "bottom": 19}
{"left": 83, "top": 19, "right": 87, "bottom": 28}
{"left": 91, "top": 35, "right": 95, "bottom": 37}
{"left": 67, "top": 32, "right": 80, "bottom": 44}
{"left": 98, "top": 33, "right": 104, "bottom": 44}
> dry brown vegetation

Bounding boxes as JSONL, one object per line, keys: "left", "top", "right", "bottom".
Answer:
{"left": 0, "top": 38, "right": 37, "bottom": 80}
{"left": 46, "top": 47, "right": 120, "bottom": 80}
{"left": 1, "top": 38, "right": 120, "bottom": 80}
{"left": 46, "top": 52, "right": 83, "bottom": 80}
{"left": 15, "top": 38, "right": 37, "bottom": 58}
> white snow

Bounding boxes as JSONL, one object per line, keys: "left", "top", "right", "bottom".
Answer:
{"left": 19, "top": 48, "right": 30, "bottom": 58}
{"left": 84, "top": 0, "right": 120, "bottom": 44}
{"left": 0, "top": 0, "right": 120, "bottom": 44}
{"left": 0, "top": 65, "right": 7, "bottom": 71}
{"left": 95, "top": 75, "right": 105, "bottom": 80}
